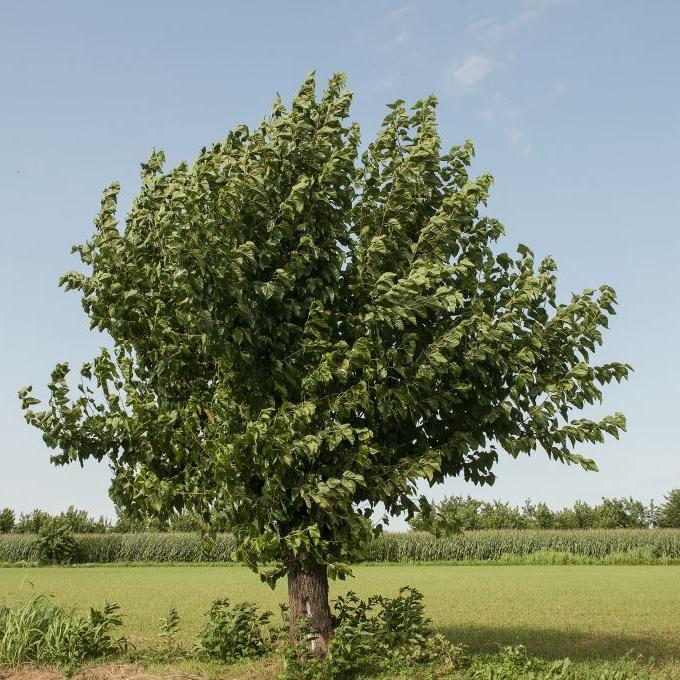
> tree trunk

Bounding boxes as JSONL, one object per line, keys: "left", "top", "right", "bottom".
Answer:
{"left": 287, "top": 562, "right": 333, "bottom": 657}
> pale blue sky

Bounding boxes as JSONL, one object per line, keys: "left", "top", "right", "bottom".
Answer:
{"left": 1, "top": 0, "right": 678, "bottom": 528}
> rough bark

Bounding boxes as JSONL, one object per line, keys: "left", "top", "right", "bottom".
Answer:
{"left": 287, "top": 562, "right": 333, "bottom": 657}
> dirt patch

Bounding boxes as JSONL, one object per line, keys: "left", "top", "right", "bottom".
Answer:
{"left": 0, "top": 660, "right": 280, "bottom": 680}
{"left": 0, "top": 665, "right": 190, "bottom": 680}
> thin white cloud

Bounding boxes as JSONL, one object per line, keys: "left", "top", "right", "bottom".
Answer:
{"left": 450, "top": 55, "right": 495, "bottom": 89}
{"left": 505, "top": 127, "right": 532, "bottom": 156}
{"left": 462, "top": 0, "right": 568, "bottom": 150}
{"left": 467, "top": 0, "right": 565, "bottom": 46}
{"left": 388, "top": 4, "right": 415, "bottom": 19}
{"left": 521, "top": 0, "right": 565, "bottom": 10}
{"left": 506, "top": 127, "right": 523, "bottom": 144}
{"left": 377, "top": 31, "right": 410, "bottom": 54}
{"left": 479, "top": 93, "right": 520, "bottom": 123}
{"left": 468, "top": 10, "right": 538, "bottom": 44}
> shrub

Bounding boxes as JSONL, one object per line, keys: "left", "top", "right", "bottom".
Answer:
{"left": 36, "top": 519, "right": 78, "bottom": 565}
{"left": 282, "top": 586, "right": 450, "bottom": 680}
{"left": 156, "top": 607, "right": 182, "bottom": 658}
{"left": 194, "top": 599, "right": 273, "bottom": 663}
{"left": 467, "top": 645, "right": 570, "bottom": 679}
{"left": 0, "top": 596, "right": 126, "bottom": 675}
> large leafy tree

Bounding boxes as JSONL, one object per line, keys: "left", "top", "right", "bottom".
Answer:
{"left": 20, "top": 74, "right": 628, "bottom": 653}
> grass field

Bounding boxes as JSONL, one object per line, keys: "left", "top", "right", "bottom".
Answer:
{"left": 1, "top": 563, "right": 679, "bottom": 674}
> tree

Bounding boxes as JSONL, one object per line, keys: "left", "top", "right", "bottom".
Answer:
{"left": 592, "top": 497, "right": 650, "bottom": 529}
{"left": 19, "top": 73, "right": 629, "bottom": 654}
{"left": 530, "top": 501, "right": 555, "bottom": 529}
{"left": 13, "top": 508, "right": 51, "bottom": 534}
{"left": 0, "top": 508, "right": 15, "bottom": 533}
{"left": 656, "top": 489, "right": 680, "bottom": 528}
{"left": 408, "top": 495, "right": 483, "bottom": 535}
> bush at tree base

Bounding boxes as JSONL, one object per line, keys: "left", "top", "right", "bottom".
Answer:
{"left": 194, "top": 599, "right": 274, "bottom": 663}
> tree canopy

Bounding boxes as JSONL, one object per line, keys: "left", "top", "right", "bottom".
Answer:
{"left": 656, "top": 489, "right": 680, "bottom": 528}
{"left": 20, "top": 73, "right": 629, "bottom": 586}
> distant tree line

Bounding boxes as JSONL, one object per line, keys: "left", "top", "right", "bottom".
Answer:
{"left": 409, "top": 490, "right": 680, "bottom": 535}
{"left": 1, "top": 490, "right": 679, "bottom": 535}
{"left": 0, "top": 505, "right": 228, "bottom": 534}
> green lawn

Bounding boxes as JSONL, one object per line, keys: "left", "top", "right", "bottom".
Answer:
{"left": 1, "top": 564, "right": 679, "bottom": 674}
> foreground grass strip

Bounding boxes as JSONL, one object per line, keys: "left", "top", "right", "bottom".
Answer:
{"left": 0, "top": 653, "right": 675, "bottom": 680}
{"left": 0, "top": 564, "right": 678, "bottom": 668}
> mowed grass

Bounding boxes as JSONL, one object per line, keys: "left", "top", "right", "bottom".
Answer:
{"left": 1, "top": 564, "right": 679, "bottom": 669}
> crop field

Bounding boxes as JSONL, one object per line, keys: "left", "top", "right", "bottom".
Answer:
{"left": 4, "top": 529, "right": 680, "bottom": 565}
{"left": 1, "top": 563, "right": 680, "bottom": 677}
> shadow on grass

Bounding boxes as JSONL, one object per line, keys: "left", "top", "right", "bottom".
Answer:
{"left": 438, "top": 624, "right": 679, "bottom": 663}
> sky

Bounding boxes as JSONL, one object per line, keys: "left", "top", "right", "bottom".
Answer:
{"left": 1, "top": 0, "right": 678, "bottom": 529}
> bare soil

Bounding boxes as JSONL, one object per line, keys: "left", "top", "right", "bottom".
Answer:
{"left": 0, "top": 661, "right": 279, "bottom": 680}
{"left": 1, "top": 666, "right": 167, "bottom": 680}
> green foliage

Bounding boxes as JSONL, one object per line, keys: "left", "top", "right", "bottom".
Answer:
{"left": 465, "top": 645, "right": 654, "bottom": 680}
{"left": 282, "top": 586, "right": 468, "bottom": 680}
{"left": 36, "top": 519, "right": 78, "bottom": 565}
{"left": 655, "top": 489, "right": 680, "bottom": 528}
{"left": 0, "top": 509, "right": 14, "bottom": 533}
{"left": 468, "top": 645, "right": 570, "bottom": 679}
{"left": 113, "top": 506, "right": 230, "bottom": 533}
{"left": 0, "top": 596, "right": 126, "bottom": 675}
{"left": 410, "top": 495, "right": 655, "bottom": 534}
{"left": 194, "top": 598, "right": 273, "bottom": 663}
{"left": 13, "top": 509, "right": 51, "bottom": 534}
{"left": 548, "top": 498, "right": 652, "bottom": 530}
{"left": 58, "top": 506, "right": 112, "bottom": 533}
{"left": 157, "top": 607, "right": 182, "bottom": 658}
{"left": 20, "top": 73, "right": 629, "bottom": 585}
{"left": 285, "top": 639, "right": 657, "bottom": 680}
{"left": 13, "top": 507, "right": 111, "bottom": 534}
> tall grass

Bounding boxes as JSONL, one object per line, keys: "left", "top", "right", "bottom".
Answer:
{"left": 2, "top": 530, "right": 680, "bottom": 565}
{"left": 0, "top": 596, "right": 125, "bottom": 673}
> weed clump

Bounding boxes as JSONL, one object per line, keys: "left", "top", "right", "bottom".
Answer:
{"left": 0, "top": 596, "right": 126, "bottom": 675}
{"left": 194, "top": 598, "right": 273, "bottom": 663}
